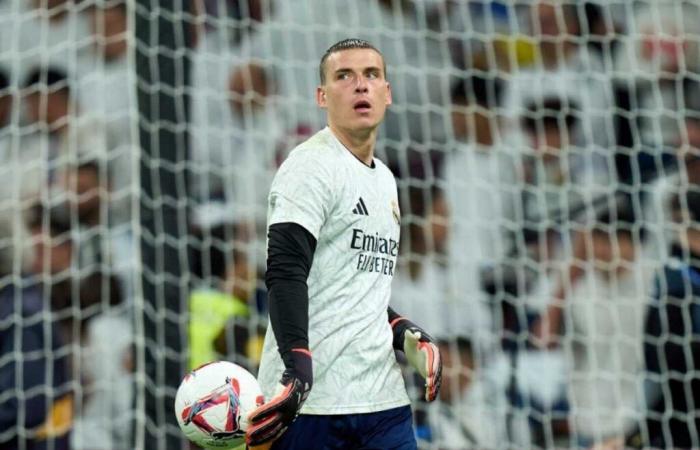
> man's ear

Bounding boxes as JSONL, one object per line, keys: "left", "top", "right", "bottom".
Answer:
{"left": 385, "top": 82, "right": 392, "bottom": 106}
{"left": 316, "top": 86, "right": 327, "bottom": 108}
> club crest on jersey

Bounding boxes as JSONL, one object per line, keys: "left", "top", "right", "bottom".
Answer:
{"left": 391, "top": 200, "right": 401, "bottom": 225}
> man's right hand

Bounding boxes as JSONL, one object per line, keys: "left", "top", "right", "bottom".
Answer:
{"left": 246, "top": 349, "right": 312, "bottom": 447}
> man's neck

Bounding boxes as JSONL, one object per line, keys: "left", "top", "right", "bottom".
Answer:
{"left": 329, "top": 123, "right": 376, "bottom": 166}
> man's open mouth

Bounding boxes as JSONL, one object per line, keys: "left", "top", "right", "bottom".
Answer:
{"left": 353, "top": 100, "right": 371, "bottom": 112}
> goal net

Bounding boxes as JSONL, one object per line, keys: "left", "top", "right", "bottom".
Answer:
{"left": 1, "top": 0, "right": 700, "bottom": 449}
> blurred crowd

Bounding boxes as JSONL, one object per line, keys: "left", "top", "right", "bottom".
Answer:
{"left": 1, "top": 0, "right": 700, "bottom": 449}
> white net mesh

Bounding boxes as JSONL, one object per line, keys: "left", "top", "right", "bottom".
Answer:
{"left": 2, "top": 0, "right": 700, "bottom": 449}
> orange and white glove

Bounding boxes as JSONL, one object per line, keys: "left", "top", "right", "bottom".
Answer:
{"left": 402, "top": 329, "right": 442, "bottom": 401}
{"left": 389, "top": 309, "right": 442, "bottom": 402}
{"left": 245, "top": 349, "right": 312, "bottom": 447}
{"left": 403, "top": 329, "right": 442, "bottom": 401}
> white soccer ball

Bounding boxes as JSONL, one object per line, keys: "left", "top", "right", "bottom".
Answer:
{"left": 174, "top": 361, "right": 264, "bottom": 449}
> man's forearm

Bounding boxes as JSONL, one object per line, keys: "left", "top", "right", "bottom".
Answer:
{"left": 266, "top": 222, "right": 316, "bottom": 366}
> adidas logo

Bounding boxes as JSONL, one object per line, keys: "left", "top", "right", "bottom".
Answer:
{"left": 352, "top": 197, "right": 369, "bottom": 216}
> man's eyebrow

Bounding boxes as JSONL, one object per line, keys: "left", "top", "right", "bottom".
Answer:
{"left": 333, "top": 66, "right": 382, "bottom": 74}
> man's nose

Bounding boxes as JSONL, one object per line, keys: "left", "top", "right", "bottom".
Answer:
{"left": 355, "top": 75, "right": 369, "bottom": 93}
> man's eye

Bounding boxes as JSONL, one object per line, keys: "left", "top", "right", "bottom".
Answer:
{"left": 338, "top": 73, "right": 350, "bottom": 80}
{"left": 367, "top": 72, "right": 378, "bottom": 79}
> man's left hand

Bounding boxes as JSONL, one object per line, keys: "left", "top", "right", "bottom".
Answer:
{"left": 403, "top": 329, "right": 442, "bottom": 402}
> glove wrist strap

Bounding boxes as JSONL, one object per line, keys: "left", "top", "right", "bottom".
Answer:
{"left": 281, "top": 348, "right": 313, "bottom": 389}
{"left": 390, "top": 316, "right": 415, "bottom": 351}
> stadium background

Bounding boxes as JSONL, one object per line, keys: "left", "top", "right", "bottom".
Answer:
{"left": 1, "top": 0, "right": 700, "bottom": 449}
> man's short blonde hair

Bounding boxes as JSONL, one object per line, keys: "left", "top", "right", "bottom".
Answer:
{"left": 319, "top": 38, "right": 386, "bottom": 84}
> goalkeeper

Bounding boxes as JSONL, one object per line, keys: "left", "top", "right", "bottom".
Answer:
{"left": 246, "top": 38, "right": 442, "bottom": 449}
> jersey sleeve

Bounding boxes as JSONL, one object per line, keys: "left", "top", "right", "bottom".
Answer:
{"left": 268, "top": 151, "right": 334, "bottom": 239}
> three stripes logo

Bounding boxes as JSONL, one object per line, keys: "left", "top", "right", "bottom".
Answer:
{"left": 353, "top": 197, "right": 369, "bottom": 216}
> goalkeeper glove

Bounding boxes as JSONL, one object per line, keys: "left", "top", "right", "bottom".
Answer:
{"left": 392, "top": 319, "right": 442, "bottom": 402}
{"left": 246, "top": 349, "right": 312, "bottom": 446}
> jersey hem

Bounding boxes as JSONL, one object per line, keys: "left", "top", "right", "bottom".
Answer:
{"left": 299, "top": 398, "right": 411, "bottom": 415}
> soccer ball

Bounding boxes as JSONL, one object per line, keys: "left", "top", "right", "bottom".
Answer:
{"left": 175, "top": 361, "right": 264, "bottom": 449}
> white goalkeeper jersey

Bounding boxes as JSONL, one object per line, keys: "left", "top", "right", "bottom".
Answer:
{"left": 258, "top": 127, "right": 410, "bottom": 414}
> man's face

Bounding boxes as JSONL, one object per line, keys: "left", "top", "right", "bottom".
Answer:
{"left": 527, "top": 123, "right": 568, "bottom": 160}
{"left": 30, "top": 228, "right": 73, "bottom": 275}
{"left": 673, "top": 210, "right": 700, "bottom": 257}
{"left": 0, "top": 95, "right": 12, "bottom": 127}
{"left": 437, "top": 341, "right": 473, "bottom": 403}
{"left": 451, "top": 102, "right": 497, "bottom": 146}
{"left": 24, "top": 90, "right": 69, "bottom": 128}
{"left": 90, "top": 7, "right": 128, "bottom": 61}
{"left": 316, "top": 48, "right": 392, "bottom": 133}
{"left": 66, "top": 168, "right": 102, "bottom": 222}
{"left": 228, "top": 63, "right": 269, "bottom": 117}
{"left": 535, "top": 2, "right": 578, "bottom": 37}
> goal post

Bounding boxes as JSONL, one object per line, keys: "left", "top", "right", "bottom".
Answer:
{"left": 134, "top": 0, "right": 192, "bottom": 448}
